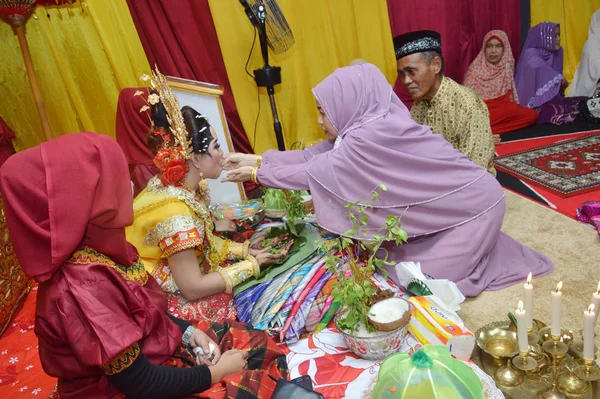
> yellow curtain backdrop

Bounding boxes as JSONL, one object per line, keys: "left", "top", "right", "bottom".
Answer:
{"left": 531, "top": 0, "right": 600, "bottom": 84}
{"left": 208, "top": 0, "right": 397, "bottom": 154}
{"left": 0, "top": 0, "right": 149, "bottom": 151}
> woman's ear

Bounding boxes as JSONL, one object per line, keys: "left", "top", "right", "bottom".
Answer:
{"left": 190, "top": 152, "right": 203, "bottom": 169}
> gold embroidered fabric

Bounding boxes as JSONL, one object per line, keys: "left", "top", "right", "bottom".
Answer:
{"left": 101, "top": 343, "right": 141, "bottom": 375}
{"left": 0, "top": 198, "right": 32, "bottom": 336}
{"left": 68, "top": 247, "right": 148, "bottom": 285}
{"left": 410, "top": 77, "right": 496, "bottom": 176}
{"left": 145, "top": 177, "right": 213, "bottom": 225}
{"left": 143, "top": 214, "right": 205, "bottom": 258}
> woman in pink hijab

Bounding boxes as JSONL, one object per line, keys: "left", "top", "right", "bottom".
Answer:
{"left": 222, "top": 63, "right": 553, "bottom": 297}
{"left": 464, "top": 30, "right": 538, "bottom": 136}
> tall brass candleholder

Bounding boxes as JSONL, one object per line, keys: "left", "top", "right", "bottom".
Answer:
{"left": 537, "top": 335, "right": 569, "bottom": 399}
{"left": 473, "top": 320, "right": 599, "bottom": 398}
{"left": 574, "top": 359, "right": 600, "bottom": 382}
{"left": 513, "top": 350, "right": 538, "bottom": 372}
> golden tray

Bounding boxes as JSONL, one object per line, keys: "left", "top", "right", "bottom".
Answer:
{"left": 472, "top": 320, "right": 599, "bottom": 399}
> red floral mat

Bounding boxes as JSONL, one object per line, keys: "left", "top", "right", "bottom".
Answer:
{"left": 0, "top": 279, "right": 503, "bottom": 398}
{"left": 0, "top": 286, "right": 56, "bottom": 398}
{"left": 495, "top": 133, "right": 600, "bottom": 197}
{"left": 496, "top": 131, "right": 600, "bottom": 220}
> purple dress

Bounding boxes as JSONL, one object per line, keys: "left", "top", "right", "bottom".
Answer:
{"left": 257, "top": 64, "right": 553, "bottom": 297}
{"left": 515, "top": 22, "right": 584, "bottom": 125}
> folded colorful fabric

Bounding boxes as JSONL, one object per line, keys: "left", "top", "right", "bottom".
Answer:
{"left": 267, "top": 257, "right": 325, "bottom": 332}
{"left": 314, "top": 300, "right": 341, "bottom": 334}
{"left": 284, "top": 271, "right": 333, "bottom": 343}
{"left": 279, "top": 266, "right": 328, "bottom": 339}
{"left": 235, "top": 279, "right": 273, "bottom": 323}
{"left": 304, "top": 276, "right": 336, "bottom": 332}
{"left": 252, "top": 254, "right": 322, "bottom": 328}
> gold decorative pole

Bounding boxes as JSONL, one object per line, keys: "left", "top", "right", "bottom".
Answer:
{"left": 8, "top": 13, "right": 52, "bottom": 141}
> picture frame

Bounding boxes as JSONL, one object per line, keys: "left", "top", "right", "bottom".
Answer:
{"left": 167, "top": 76, "right": 246, "bottom": 203}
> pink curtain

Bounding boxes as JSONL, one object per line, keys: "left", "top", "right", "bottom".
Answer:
{"left": 387, "top": 0, "right": 521, "bottom": 107}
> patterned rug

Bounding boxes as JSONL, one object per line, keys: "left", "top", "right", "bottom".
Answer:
{"left": 495, "top": 134, "right": 600, "bottom": 198}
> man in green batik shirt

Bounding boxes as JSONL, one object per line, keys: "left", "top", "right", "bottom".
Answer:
{"left": 394, "top": 30, "right": 496, "bottom": 176}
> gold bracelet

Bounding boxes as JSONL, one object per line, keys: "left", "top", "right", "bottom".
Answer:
{"left": 228, "top": 242, "right": 244, "bottom": 258}
{"left": 255, "top": 155, "right": 263, "bottom": 168}
{"left": 242, "top": 240, "right": 251, "bottom": 258}
{"left": 216, "top": 267, "right": 234, "bottom": 294}
{"left": 250, "top": 167, "right": 259, "bottom": 184}
{"left": 246, "top": 255, "right": 260, "bottom": 277}
{"left": 217, "top": 259, "right": 257, "bottom": 294}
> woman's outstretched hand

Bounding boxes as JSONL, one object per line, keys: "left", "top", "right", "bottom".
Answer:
{"left": 254, "top": 240, "right": 294, "bottom": 268}
{"left": 221, "top": 153, "right": 258, "bottom": 171}
{"left": 222, "top": 166, "right": 253, "bottom": 183}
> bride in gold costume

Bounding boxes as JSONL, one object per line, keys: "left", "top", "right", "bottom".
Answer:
{"left": 126, "top": 70, "right": 290, "bottom": 324}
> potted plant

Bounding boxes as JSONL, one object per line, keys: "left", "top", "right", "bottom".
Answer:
{"left": 321, "top": 184, "right": 411, "bottom": 360}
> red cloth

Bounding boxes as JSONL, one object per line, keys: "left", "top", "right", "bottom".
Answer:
{"left": 0, "top": 117, "right": 15, "bottom": 168}
{"left": 115, "top": 88, "right": 159, "bottom": 195}
{"left": 486, "top": 92, "right": 538, "bottom": 135}
{"left": 387, "top": 0, "right": 521, "bottom": 104}
{"left": 0, "top": 133, "right": 138, "bottom": 282}
{"left": 0, "top": 133, "right": 181, "bottom": 398}
{"left": 125, "top": 0, "right": 253, "bottom": 157}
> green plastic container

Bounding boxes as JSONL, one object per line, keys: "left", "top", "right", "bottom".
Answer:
{"left": 372, "top": 345, "right": 484, "bottom": 399}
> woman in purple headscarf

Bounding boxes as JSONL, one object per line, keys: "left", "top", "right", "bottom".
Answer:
{"left": 222, "top": 63, "right": 553, "bottom": 297}
{"left": 515, "top": 22, "right": 586, "bottom": 125}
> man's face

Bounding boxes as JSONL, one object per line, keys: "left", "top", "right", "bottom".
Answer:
{"left": 396, "top": 53, "right": 440, "bottom": 101}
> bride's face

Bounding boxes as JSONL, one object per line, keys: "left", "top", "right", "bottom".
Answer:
{"left": 192, "top": 127, "right": 224, "bottom": 180}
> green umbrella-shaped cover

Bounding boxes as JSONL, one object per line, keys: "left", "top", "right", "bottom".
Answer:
{"left": 372, "top": 345, "right": 484, "bottom": 399}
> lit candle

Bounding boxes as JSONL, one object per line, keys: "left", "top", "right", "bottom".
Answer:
{"left": 584, "top": 304, "right": 596, "bottom": 361}
{"left": 515, "top": 300, "right": 529, "bottom": 353}
{"left": 551, "top": 281, "right": 563, "bottom": 337}
{"left": 592, "top": 281, "right": 600, "bottom": 324}
{"left": 523, "top": 272, "right": 533, "bottom": 330}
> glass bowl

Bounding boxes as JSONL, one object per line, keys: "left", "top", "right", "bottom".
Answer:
{"left": 335, "top": 313, "right": 409, "bottom": 361}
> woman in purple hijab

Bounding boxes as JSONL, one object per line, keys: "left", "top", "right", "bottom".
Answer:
{"left": 515, "top": 22, "right": 585, "bottom": 124}
{"left": 222, "top": 63, "right": 553, "bottom": 297}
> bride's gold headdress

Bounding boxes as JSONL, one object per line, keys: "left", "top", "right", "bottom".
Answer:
{"left": 138, "top": 66, "right": 192, "bottom": 159}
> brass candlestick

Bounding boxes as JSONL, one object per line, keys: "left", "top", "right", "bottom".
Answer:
{"left": 557, "top": 359, "right": 590, "bottom": 395}
{"left": 513, "top": 350, "right": 538, "bottom": 372}
{"left": 537, "top": 335, "right": 568, "bottom": 399}
{"left": 494, "top": 358, "right": 524, "bottom": 387}
{"left": 574, "top": 359, "right": 600, "bottom": 381}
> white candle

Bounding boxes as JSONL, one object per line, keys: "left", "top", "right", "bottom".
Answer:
{"left": 592, "top": 281, "right": 600, "bottom": 324}
{"left": 523, "top": 272, "right": 534, "bottom": 330}
{"left": 551, "top": 281, "right": 563, "bottom": 337}
{"left": 584, "top": 304, "right": 596, "bottom": 361}
{"left": 516, "top": 300, "right": 529, "bottom": 353}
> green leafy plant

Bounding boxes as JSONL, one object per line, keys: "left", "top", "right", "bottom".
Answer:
{"left": 263, "top": 188, "right": 308, "bottom": 236}
{"left": 322, "top": 184, "right": 408, "bottom": 333}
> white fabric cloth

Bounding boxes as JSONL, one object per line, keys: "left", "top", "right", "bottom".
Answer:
{"left": 569, "top": 10, "right": 600, "bottom": 97}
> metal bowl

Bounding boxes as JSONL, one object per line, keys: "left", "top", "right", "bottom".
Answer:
{"left": 476, "top": 321, "right": 519, "bottom": 365}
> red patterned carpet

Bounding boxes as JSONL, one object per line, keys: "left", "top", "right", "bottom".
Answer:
{"left": 495, "top": 130, "right": 600, "bottom": 220}
{"left": 495, "top": 133, "right": 600, "bottom": 197}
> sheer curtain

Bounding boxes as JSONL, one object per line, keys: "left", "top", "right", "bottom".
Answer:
{"left": 0, "top": 0, "right": 149, "bottom": 150}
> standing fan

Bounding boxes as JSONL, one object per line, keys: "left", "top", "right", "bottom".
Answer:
{"left": 0, "top": 0, "right": 75, "bottom": 142}
{"left": 239, "top": 0, "right": 294, "bottom": 151}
